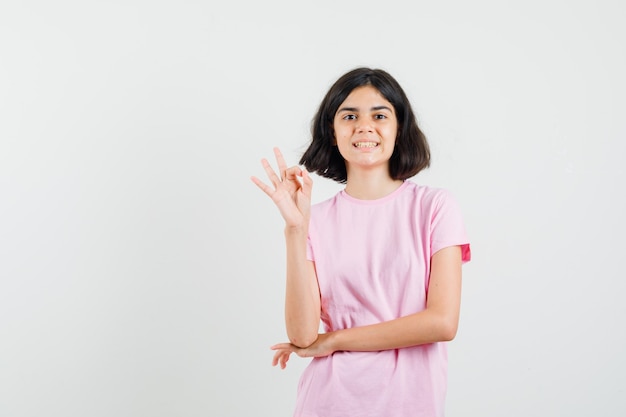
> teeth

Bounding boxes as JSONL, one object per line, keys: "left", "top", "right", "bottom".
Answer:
{"left": 354, "top": 142, "right": 378, "bottom": 148}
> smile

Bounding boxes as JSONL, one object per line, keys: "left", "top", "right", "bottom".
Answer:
{"left": 353, "top": 142, "right": 379, "bottom": 148}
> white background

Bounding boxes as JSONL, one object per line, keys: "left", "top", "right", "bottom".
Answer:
{"left": 1, "top": 1, "right": 625, "bottom": 416}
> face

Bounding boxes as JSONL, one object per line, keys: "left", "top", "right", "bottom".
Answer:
{"left": 333, "top": 85, "right": 398, "bottom": 175}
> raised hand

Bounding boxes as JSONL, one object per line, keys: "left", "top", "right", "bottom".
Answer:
{"left": 251, "top": 147, "right": 313, "bottom": 229}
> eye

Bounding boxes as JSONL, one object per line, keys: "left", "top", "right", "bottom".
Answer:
{"left": 342, "top": 114, "right": 356, "bottom": 120}
{"left": 374, "top": 114, "right": 387, "bottom": 120}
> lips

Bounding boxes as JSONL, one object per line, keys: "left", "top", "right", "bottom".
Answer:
{"left": 353, "top": 141, "right": 379, "bottom": 148}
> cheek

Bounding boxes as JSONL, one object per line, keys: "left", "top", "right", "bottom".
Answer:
{"left": 335, "top": 128, "right": 352, "bottom": 142}
{"left": 387, "top": 125, "right": 399, "bottom": 140}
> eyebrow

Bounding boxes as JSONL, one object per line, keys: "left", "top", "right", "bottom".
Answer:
{"left": 337, "top": 105, "right": 394, "bottom": 113}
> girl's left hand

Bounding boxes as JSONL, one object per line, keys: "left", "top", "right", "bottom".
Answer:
{"left": 270, "top": 333, "right": 335, "bottom": 369}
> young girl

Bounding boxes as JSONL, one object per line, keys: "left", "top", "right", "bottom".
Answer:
{"left": 251, "top": 67, "right": 471, "bottom": 417}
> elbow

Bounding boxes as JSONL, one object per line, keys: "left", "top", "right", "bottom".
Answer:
{"left": 286, "top": 316, "right": 320, "bottom": 348}
{"left": 440, "top": 326, "right": 457, "bottom": 342}
{"left": 288, "top": 333, "right": 318, "bottom": 348}
{"left": 438, "top": 318, "right": 459, "bottom": 342}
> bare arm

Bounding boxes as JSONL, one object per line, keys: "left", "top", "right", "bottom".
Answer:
{"left": 271, "top": 245, "right": 462, "bottom": 367}
{"left": 251, "top": 148, "right": 321, "bottom": 348}
{"left": 284, "top": 232, "right": 320, "bottom": 347}
{"left": 330, "top": 245, "right": 462, "bottom": 350}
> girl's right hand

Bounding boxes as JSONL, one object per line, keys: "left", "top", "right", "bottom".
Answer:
{"left": 250, "top": 147, "right": 313, "bottom": 229}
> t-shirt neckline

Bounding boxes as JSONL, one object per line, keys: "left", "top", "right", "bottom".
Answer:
{"left": 339, "top": 180, "right": 410, "bottom": 205}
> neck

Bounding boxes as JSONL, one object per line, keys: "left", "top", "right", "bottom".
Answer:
{"left": 344, "top": 169, "right": 404, "bottom": 200}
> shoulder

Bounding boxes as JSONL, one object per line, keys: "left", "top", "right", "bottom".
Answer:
{"left": 402, "top": 181, "right": 457, "bottom": 209}
{"left": 310, "top": 192, "right": 341, "bottom": 216}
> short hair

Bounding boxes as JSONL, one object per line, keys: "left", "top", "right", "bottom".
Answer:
{"left": 299, "top": 67, "right": 430, "bottom": 184}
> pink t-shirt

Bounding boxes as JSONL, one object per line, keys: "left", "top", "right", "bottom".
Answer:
{"left": 297, "top": 181, "right": 471, "bottom": 417}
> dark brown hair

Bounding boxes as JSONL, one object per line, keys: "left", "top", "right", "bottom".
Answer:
{"left": 299, "top": 67, "right": 430, "bottom": 184}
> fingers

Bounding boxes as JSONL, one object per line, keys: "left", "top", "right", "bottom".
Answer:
{"left": 256, "top": 149, "right": 308, "bottom": 187}
{"left": 261, "top": 157, "right": 282, "bottom": 187}
{"left": 260, "top": 151, "right": 296, "bottom": 185}
{"left": 250, "top": 175, "right": 270, "bottom": 194}
{"left": 284, "top": 165, "right": 303, "bottom": 183}
{"left": 273, "top": 147, "right": 288, "bottom": 180}
{"left": 273, "top": 147, "right": 307, "bottom": 184}
{"left": 274, "top": 351, "right": 290, "bottom": 369}
{"left": 253, "top": 149, "right": 310, "bottom": 203}
{"left": 271, "top": 346, "right": 294, "bottom": 370}
{"left": 270, "top": 343, "right": 293, "bottom": 350}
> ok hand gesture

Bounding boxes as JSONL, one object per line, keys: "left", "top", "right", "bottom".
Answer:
{"left": 251, "top": 147, "right": 313, "bottom": 229}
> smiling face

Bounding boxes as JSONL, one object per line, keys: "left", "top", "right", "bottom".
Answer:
{"left": 333, "top": 85, "right": 398, "bottom": 177}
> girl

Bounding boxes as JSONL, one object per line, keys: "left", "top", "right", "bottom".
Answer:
{"left": 251, "top": 67, "right": 471, "bottom": 417}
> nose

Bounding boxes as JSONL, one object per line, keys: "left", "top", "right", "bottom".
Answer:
{"left": 356, "top": 120, "right": 373, "bottom": 133}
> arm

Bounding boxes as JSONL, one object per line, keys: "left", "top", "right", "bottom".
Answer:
{"left": 271, "top": 245, "right": 462, "bottom": 367}
{"left": 331, "top": 245, "right": 462, "bottom": 351}
{"left": 284, "top": 232, "right": 320, "bottom": 347}
{"left": 251, "top": 147, "right": 321, "bottom": 348}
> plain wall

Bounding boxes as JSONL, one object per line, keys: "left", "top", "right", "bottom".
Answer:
{"left": 1, "top": 1, "right": 625, "bottom": 416}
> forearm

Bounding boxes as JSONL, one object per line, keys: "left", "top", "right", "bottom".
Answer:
{"left": 329, "top": 308, "right": 459, "bottom": 352}
{"left": 329, "top": 246, "right": 463, "bottom": 352}
{"left": 284, "top": 226, "right": 320, "bottom": 348}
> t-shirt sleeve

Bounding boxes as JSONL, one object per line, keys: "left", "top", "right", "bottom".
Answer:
{"left": 430, "top": 189, "right": 471, "bottom": 263}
